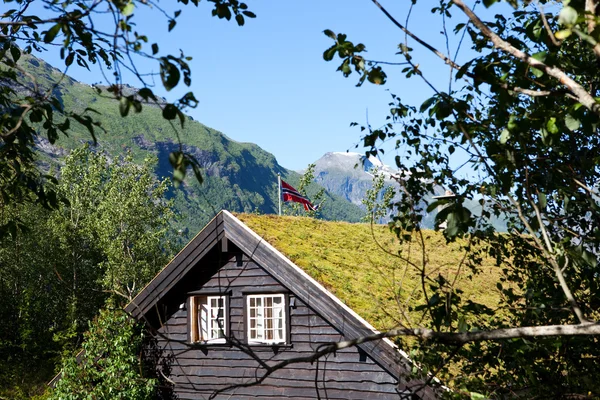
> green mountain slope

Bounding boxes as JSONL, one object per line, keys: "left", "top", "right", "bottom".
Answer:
{"left": 19, "top": 55, "right": 364, "bottom": 236}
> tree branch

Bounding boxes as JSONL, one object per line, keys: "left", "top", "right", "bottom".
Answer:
{"left": 388, "top": 322, "right": 600, "bottom": 344}
{"left": 535, "top": 1, "right": 561, "bottom": 47}
{"left": 585, "top": 0, "right": 600, "bottom": 57}
{"left": 368, "top": 0, "right": 574, "bottom": 100}
{"left": 207, "top": 320, "right": 600, "bottom": 398}
{"left": 451, "top": 0, "right": 600, "bottom": 114}
{"left": 508, "top": 195, "right": 588, "bottom": 324}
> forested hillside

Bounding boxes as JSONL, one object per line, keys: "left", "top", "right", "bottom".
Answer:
{"left": 19, "top": 54, "right": 363, "bottom": 237}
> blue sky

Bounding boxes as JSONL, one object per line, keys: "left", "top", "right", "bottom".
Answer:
{"left": 34, "top": 0, "right": 487, "bottom": 171}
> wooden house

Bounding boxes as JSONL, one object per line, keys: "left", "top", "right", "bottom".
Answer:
{"left": 126, "top": 210, "right": 441, "bottom": 399}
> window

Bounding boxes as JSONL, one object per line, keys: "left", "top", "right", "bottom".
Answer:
{"left": 189, "top": 295, "right": 227, "bottom": 343}
{"left": 247, "top": 294, "right": 286, "bottom": 344}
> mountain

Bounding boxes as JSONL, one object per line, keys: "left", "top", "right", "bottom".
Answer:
{"left": 312, "top": 152, "right": 399, "bottom": 206}
{"left": 311, "top": 152, "right": 438, "bottom": 227}
{"left": 18, "top": 54, "right": 364, "bottom": 238}
{"left": 311, "top": 152, "right": 507, "bottom": 231}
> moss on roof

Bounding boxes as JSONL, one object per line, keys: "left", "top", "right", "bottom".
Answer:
{"left": 236, "top": 213, "right": 501, "bottom": 331}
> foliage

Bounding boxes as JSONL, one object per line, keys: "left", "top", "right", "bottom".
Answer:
{"left": 324, "top": 0, "right": 600, "bottom": 397}
{"left": 0, "top": 0, "right": 256, "bottom": 238}
{"left": 361, "top": 168, "right": 395, "bottom": 223}
{"left": 56, "top": 145, "right": 174, "bottom": 300}
{"left": 51, "top": 308, "right": 157, "bottom": 400}
{"left": 0, "top": 204, "right": 73, "bottom": 399}
{"left": 0, "top": 146, "right": 175, "bottom": 398}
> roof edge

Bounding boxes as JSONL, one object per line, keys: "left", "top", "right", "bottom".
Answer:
{"left": 221, "top": 211, "right": 411, "bottom": 361}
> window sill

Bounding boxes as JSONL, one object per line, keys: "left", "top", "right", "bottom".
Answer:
{"left": 190, "top": 339, "right": 230, "bottom": 347}
{"left": 246, "top": 342, "right": 293, "bottom": 350}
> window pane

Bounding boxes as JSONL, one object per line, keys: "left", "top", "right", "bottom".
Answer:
{"left": 247, "top": 295, "right": 285, "bottom": 344}
{"left": 194, "top": 296, "right": 226, "bottom": 342}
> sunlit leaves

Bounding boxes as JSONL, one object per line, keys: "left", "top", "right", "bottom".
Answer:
{"left": 555, "top": 29, "right": 573, "bottom": 40}
{"left": 564, "top": 114, "right": 580, "bottom": 131}
{"left": 58, "top": 146, "right": 174, "bottom": 299}
{"left": 558, "top": 6, "right": 578, "bottom": 27}
{"left": 52, "top": 309, "right": 159, "bottom": 399}
{"left": 121, "top": 1, "right": 135, "bottom": 16}
{"left": 499, "top": 128, "right": 511, "bottom": 144}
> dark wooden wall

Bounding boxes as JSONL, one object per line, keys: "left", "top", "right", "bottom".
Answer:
{"left": 153, "top": 245, "right": 408, "bottom": 400}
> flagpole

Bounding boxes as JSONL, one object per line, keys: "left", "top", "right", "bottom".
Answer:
{"left": 277, "top": 174, "right": 282, "bottom": 216}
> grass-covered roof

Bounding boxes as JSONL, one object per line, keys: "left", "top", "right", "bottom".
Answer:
{"left": 236, "top": 214, "right": 501, "bottom": 331}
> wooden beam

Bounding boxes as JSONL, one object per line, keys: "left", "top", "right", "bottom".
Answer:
{"left": 221, "top": 237, "right": 228, "bottom": 253}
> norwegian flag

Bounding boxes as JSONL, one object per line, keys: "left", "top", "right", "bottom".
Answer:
{"left": 281, "top": 179, "right": 318, "bottom": 211}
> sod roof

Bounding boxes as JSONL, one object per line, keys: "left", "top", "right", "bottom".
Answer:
{"left": 236, "top": 213, "right": 501, "bottom": 331}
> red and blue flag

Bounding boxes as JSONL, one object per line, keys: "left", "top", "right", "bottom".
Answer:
{"left": 281, "top": 180, "right": 317, "bottom": 211}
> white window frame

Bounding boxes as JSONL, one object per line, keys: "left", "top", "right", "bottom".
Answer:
{"left": 246, "top": 294, "right": 287, "bottom": 344}
{"left": 189, "top": 295, "right": 227, "bottom": 344}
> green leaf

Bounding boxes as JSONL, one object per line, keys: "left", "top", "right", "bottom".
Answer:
{"left": 500, "top": 128, "right": 511, "bottom": 144}
{"left": 190, "top": 161, "right": 204, "bottom": 184}
{"left": 323, "top": 45, "right": 337, "bottom": 61}
{"left": 323, "top": 29, "right": 336, "bottom": 40}
{"left": 235, "top": 14, "right": 244, "bottom": 26}
{"left": 453, "top": 23, "right": 466, "bottom": 33}
{"left": 559, "top": 6, "right": 578, "bottom": 26}
{"left": 582, "top": 250, "right": 597, "bottom": 267}
{"left": 420, "top": 97, "right": 436, "bottom": 113}
{"left": 428, "top": 293, "right": 440, "bottom": 306}
{"left": 65, "top": 52, "right": 74, "bottom": 67}
{"left": 160, "top": 60, "right": 180, "bottom": 91}
{"left": 426, "top": 200, "right": 444, "bottom": 213}
{"left": 10, "top": 45, "right": 20, "bottom": 62}
{"left": 538, "top": 192, "right": 547, "bottom": 209}
{"left": 152, "top": 43, "right": 159, "bottom": 55}
{"left": 367, "top": 67, "right": 386, "bottom": 85}
{"left": 458, "top": 316, "right": 469, "bottom": 332}
{"left": 531, "top": 67, "right": 544, "bottom": 78}
{"left": 162, "top": 103, "right": 178, "bottom": 120}
{"left": 470, "top": 393, "right": 487, "bottom": 400}
{"left": 565, "top": 114, "right": 580, "bottom": 131}
{"left": 169, "top": 151, "right": 183, "bottom": 168}
{"left": 44, "top": 23, "right": 61, "bottom": 43}
{"left": 546, "top": 117, "right": 559, "bottom": 134}
{"left": 242, "top": 11, "right": 256, "bottom": 18}
{"left": 555, "top": 29, "right": 573, "bottom": 39}
{"left": 531, "top": 51, "right": 547, "bottom": 62}
{"left": 122, "top": 1, "right": 135, "bottom": 16}
{"left": 483, "top": 0, "right": 497, "bottom": 7}
{"left": 29, "top": 109, "right": 43, "bottom": 123}
{"left": 173, "top": 168, "right": 185, "bottom": 182}
{"left": 507, "top": 115, "right": 518, "bottom": 131}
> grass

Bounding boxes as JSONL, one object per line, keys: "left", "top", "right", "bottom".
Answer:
{"left": 237, "top": 213, "right": 503, "bottom": 331}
